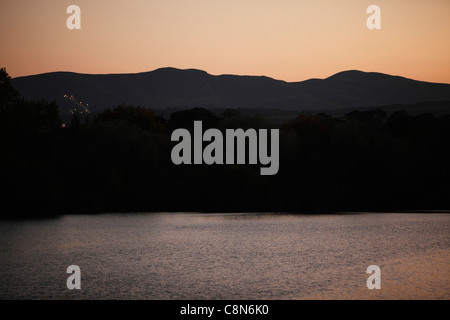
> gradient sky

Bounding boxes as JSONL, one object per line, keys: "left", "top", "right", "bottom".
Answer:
{"left": 1, "top": 0, "right": 449, "bottom": 83}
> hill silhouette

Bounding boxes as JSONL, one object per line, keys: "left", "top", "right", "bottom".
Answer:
{"left": 11, "top": 68, "right": 450, "bottom": 115}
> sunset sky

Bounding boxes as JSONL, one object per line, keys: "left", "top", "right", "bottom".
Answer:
{"left": 1, "top": 0, "right": 449, "bottom": 83}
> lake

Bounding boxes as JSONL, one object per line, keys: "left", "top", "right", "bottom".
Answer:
{"left": 0, "top": 212, "right": 448, "bottom": 299}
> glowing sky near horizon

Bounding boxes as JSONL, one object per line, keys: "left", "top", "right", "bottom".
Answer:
{"left": 1, "top": 0, "right": 449, "bottom": 83}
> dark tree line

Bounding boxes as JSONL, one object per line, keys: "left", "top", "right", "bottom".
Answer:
{"left": 1, "top": 68, "right": 449, "bottom": 219}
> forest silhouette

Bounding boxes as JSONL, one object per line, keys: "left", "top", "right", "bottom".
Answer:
{"left": 1, "top": 68, "right": 450, "bottom": 219}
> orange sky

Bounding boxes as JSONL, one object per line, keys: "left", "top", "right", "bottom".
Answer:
{"left": 1, "top": 0, "right": 449, "bottom": 83}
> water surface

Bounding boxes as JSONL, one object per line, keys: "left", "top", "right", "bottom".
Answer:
{"left": 0, "top": 213, "right": 448, "bottom": 299}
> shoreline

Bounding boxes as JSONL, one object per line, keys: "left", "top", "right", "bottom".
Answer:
{"left": 1, "top": 210, "right": 449, "bottom": 222}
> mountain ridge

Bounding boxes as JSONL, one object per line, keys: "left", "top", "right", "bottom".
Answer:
{"left": 11, "top": 68, "right": 450, "bottom": 114}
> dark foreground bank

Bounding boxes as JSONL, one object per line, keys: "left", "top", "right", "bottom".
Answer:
{"left": 1, "top": 69, "right": 450, "bottom": 219}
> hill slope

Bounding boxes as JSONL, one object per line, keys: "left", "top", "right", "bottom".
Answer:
{"left": 11, "top": 68, "right": 450, "bottom": 114}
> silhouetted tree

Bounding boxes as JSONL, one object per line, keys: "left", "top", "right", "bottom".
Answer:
{"left": 0, "top": 67, "right": 19, "bottom": 110}
{"left": 167, "top": 107, "right": 221, "bottom": 132}
{"left": 345, "top": 108, "right": 387, "bottom": 123}
{"left": 95, "top": 104, "right": 164, "bottom": 133}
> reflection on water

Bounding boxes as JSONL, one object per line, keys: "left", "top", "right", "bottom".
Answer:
{"left": 0, "top": 213, "right": 448, "bottom": 299}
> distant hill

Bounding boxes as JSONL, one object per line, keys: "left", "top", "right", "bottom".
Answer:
{"left": 11, "top": 68, "right": 450, "bottom": 115}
